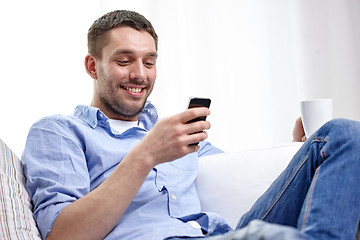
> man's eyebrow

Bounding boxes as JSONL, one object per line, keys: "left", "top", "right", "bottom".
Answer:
{"left": 148, "top": 52, "right": 158, "bottom": 58}
{"left": 112, "top": 49, "right": 158, "bottom": 58}
{"left": 112, "top": 49, "right": 134, "bottom": 55}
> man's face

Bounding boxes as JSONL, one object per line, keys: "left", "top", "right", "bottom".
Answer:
{"left": 92, "top": 26, "right": 157, "bottom": 121}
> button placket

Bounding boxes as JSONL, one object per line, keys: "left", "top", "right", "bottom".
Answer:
{"left": 168, "top": 189, "right": 182, "bottom": 217}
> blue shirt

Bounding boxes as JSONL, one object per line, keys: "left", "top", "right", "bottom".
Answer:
{"left": 22, "top": 102, "right": 232, "bottom": 240}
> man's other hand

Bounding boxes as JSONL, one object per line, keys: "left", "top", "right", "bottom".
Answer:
{"left": 292, "top": 117, "right": 307, "bottom": 142}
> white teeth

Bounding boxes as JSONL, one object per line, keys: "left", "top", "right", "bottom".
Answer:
{"left": 124, "top": 87, "right": 142, "bottom": 93}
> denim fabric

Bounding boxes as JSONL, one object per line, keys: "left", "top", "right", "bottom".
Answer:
{"left": 237, "top": 118, "right": 360, "bottom": 239}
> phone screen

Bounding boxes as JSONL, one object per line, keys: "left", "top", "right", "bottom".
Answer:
{"left": 188, "top": 97, "right": 211, "bottom": 109}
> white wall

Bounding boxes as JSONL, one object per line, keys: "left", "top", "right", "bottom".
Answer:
{"left": 1, "top": 0, "right": 359, "bottom": 156}
{"left": 291, "top": 0, "right": 360, "bottom": 121}
{"left": 0, "top": 0, "right": 101, "bottom": 155}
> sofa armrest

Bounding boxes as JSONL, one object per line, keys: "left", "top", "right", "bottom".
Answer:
{"left": 195, "top": 142, "right": 303, "bottom": 228}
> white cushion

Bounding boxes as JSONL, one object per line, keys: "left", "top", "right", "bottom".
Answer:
{"left": 196, "top": 142, "right": 303, "bottom": 228}
{"left": 0, "top": 139, "right": 41, "bottom": 239}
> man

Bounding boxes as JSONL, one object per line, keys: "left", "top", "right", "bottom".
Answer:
{"left": 23, "top": 10, "right": 360, "bottom": 240}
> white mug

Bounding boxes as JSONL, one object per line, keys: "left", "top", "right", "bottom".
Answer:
{"left": 300, "top": 99, "right": 334, "bottom": 138}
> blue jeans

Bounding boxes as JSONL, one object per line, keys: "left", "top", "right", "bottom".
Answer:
{"left": 236, "top": 118, "right": 360, "bottom": 239}
{"left": 171, "top": 118, "right": 360, "bottom": 239}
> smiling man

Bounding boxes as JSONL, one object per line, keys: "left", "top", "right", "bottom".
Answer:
{"left": 22, "top": 10, "right": 360, "bottom": 240}
{"left": 23, "top": 10, "right": 218, "bottom": 240}
{"left": 86, "top": 25, "right": 158, "bottom": 121}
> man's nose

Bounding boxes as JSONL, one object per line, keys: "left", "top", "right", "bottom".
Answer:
{"left": 129, "top": 60, "right": 146, "bottom": 82}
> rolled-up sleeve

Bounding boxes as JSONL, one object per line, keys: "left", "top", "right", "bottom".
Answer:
{"left": 198, "top": 141, "right": 224, "bottom": 157}
{"left": 22, "top": 117, "right": 90, "bottom": 239}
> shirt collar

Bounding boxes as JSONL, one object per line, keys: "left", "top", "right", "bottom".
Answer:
{"left": 74, "top": 101, "right": 158, "bottom": 130}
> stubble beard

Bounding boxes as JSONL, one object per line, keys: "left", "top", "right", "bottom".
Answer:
{"left": 96, "top": 66, "right": 153, "bottom": 119}
{"left": 99, "top": 90, "right": 148, "bottom": 120}
{"left": 95, "top": 62, "right": 156, "bottom": 119}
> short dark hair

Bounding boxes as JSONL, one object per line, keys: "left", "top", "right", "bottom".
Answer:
{"left": 87, "top": 10, "right": 158, "bottom": 58}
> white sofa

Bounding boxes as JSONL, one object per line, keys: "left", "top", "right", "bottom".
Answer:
{"left": 196, "top": 143, "right": 303, "bottom": 228}
{"left": 0, "top": 138, "right": 325, "bottom": 239}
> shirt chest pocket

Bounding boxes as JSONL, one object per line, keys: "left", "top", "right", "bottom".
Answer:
{"left": 154, "top": 154, "right": 199, "bottom": 190}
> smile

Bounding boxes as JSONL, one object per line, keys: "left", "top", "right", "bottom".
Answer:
{"left": 122, "top": 86, "right": 143, "bottom": 93}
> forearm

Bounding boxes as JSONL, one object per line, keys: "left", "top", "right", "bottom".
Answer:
{"left": 47, "top": 151, "right": 153, "bottom": 240}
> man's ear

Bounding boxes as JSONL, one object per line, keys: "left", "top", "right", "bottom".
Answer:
{"left": 85, "top": 53, "right": 97, "bottom": 79}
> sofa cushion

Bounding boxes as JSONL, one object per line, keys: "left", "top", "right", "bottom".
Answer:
{"left": 0, "top": 139, "right": 41, "bottom": 239}
{"left": 196, "top": 142, "right": 303, "bottom": 228}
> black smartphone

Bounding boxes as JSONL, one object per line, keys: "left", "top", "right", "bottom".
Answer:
{"left": 187, "top": 97, "right": 211, "bottom": 123}
{"left": 187, "top": 97, "right": 211, "bottom": 145}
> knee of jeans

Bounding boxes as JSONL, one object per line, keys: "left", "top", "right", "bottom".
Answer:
{"left": 320, "top": 118, "right": 360, "bottom": 144}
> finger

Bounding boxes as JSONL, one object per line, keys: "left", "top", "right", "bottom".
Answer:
{"left": 185, "top": 141, "right": 201, "bottom": 152}
{"left": 185, "top": 120, "right": 211, "bottom": 135}
{"left": 180, "top": 108, "right": 211, "bottom": 124}
{"left": 193, "top": 144, "right": 201, "bottom": 152}
{"left": 186, "top": 130, "right": 209, "bottom": 146}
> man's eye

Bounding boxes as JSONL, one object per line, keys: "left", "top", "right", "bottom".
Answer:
{"left": 144, "top": 61, "right": 155, "bottom": 68}
{"left": 117, "top": 60, "right": 130, "bottom": 65}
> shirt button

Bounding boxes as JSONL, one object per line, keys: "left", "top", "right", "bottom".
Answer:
{"left": 99, "top": 113, "right": 104, "bottom": 118}
{"left": 171, "top": 194, "right": 177, "bottom": 200}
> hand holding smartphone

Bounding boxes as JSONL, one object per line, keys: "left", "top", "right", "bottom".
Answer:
{"left": 187, "top": 97, "right": 211, "bottom": 145}
{"left": 187, "top": 97, "right": 211, "bottom": 123}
